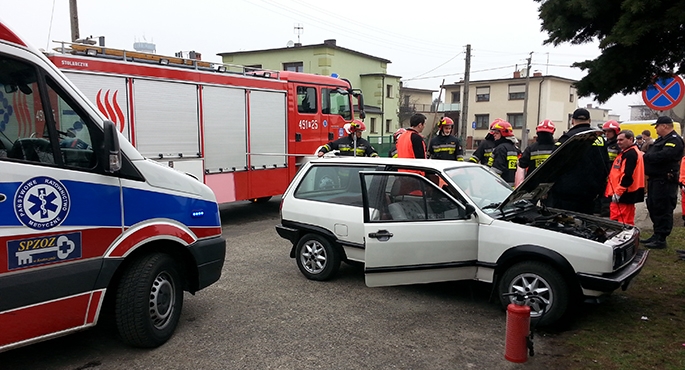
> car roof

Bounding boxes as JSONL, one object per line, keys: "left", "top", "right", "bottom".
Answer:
{"left": 307, "top": 157, "right": 481, "bottom": 171}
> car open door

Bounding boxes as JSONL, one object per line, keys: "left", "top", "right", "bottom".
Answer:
{"left": 360, "top": 171, "right": 479, "bottom": 287}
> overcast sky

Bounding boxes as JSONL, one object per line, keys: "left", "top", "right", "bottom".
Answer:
{"left": 2, "top": 0, "right": 642, "bottom": 120}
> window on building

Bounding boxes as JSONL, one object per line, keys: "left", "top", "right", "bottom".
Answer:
{"left": 297, "top": 86, "right": 317, "bottom": 114}
{"left": 386, "top": 85, "right": 393, "bottom": 98}
{"left": 475, "top": 114, "right": 490, "bottom": 129}
{"left": 508, "top": 84, "right": 525, "bottom": 100}
{"left": 385, "top": 119, "right": 392, "bottom": 133}
{"left": 451, "top": 91, "right": 461, "bottom": 103}
{"left": 569, "top": 86, "right": 574, "bottom": 103}
{"left": 283, "top": 62, "right": 304, "bottom": 72}
{"left": 370, "top": 117, "right": 378, "bottom": 134}
{"left": 476, "top": 86, "right": 490, "bottom": 102}
{"left": 507, "top": 113, "right": 524, "bottom": 129}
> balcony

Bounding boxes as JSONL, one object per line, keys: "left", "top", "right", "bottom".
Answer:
{"left": 400, "top": 102, "right": 461, "bottom": 113}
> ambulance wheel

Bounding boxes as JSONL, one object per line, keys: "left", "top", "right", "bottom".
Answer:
{"left": 249, "top": 196, "right": 272, "bottom": 204}
{"left": 295, "top": 233, "right": 340, "bottom": 281}
{"left": 115, "top": 253, "right": 183, "bottom": 348}
{"left": 497, "top": 261, "right": 569, "bottom": 327}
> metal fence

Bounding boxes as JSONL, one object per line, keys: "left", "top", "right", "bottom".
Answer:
{"left": 367, "top": 135, "right": 394, "bottom": 157}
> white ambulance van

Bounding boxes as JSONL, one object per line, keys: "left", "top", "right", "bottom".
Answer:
{"left": 0, "top": 21, "right": 226, "bottom": 351}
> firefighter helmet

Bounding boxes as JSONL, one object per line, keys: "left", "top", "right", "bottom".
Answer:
{"left": 349, "top": 119, "right": 366, "bottom": 133}
{"left": 438, "top": 117, "right": 454, "bottom": 127}
{"left": 393, "top": 128, "right": 407, "bottom": 141}
{"left": 536, "top": 119, "right": 556, "bottom": 134}
{"left": 602, "top": 120, "right": 620, "bottom": 135}
{"left": 489, "top": 118, "right": 504, "bottom": 131}
{"left": 491, "top": 120, "right": 514, "bottom": 137}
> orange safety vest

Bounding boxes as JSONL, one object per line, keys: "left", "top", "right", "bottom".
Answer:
{"left": 397, "top": 129, "right": 426, "bottom": 159}
{"left": 606, "top": 145, "right": 645, "bottom": 198}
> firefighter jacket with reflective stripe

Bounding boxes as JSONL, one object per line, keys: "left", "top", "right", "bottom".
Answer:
{"left": 643, "top": 130, "right": 684, "bottom": 179}
{"left": 468, "top": 137, "right": 495, "bottom": 164}
{"left": 605, "top": 144, "right": 644, "bottom": 204}
{"left": 549, "top": 123, "right": 610, "bottom": 199}
{"left": 320, "top": 136, "right": 379, "bottom": 157}
{"left": 397, "top": 128, "right": 426, "bottom": 159}
{"left": 488, "top": 138, "right": 520, "bottom": 184}
{"left": 517, "top": 133, "right": 555, "bottom": 176}
{"left": 606, "top": 137, "right": 619, "bottom": 163}
{"left": 388, "top": 143, "right": 398, "bottom": 158}
{"left": 428, "top": 134, "right": 464, "bottom": 160}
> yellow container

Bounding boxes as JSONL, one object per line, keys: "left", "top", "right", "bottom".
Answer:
{"left": 618, "top": 120, "right": 682, "bottom": 138}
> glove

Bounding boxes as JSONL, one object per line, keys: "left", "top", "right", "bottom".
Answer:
{"left": 611, "top": 194, "right": 620, "bottom": 203}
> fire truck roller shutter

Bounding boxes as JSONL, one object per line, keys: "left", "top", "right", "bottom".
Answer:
{"left": 63, "top": 72, "right": 131, "bottom": 141}
{"left": 248, "top": 90, "right": 287, "bottom": 169}
{"left": 133, "top": 80, "right": 199, "bottom": 159}
{"left": 202, "top": 86, "right": 248, "bottom": 172}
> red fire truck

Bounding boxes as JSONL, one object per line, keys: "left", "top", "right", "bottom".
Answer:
{"left": 47, "top": 43, "right": 365, "bottom": 204}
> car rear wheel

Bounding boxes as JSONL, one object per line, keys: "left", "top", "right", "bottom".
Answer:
{"left": 498, "top": 261, "right": 569, "bottom": 326}
{"left": 115, "top": 253, "right": 184, "bottom": 347}
{"left": 295, "top": 233, "right": 340, "bottom": 281}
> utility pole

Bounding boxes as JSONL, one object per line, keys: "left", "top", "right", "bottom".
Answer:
{"left": 460, "top": 44, "right": 471, "bottom": 146}
{"left": 69, "top": 0, "right": 79, "bottom": 42}
{"left": 521, "top": 52, "right": 533, "bottom": 150}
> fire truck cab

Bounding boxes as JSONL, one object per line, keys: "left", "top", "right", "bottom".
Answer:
{"left": 0, "top": 21, "right": 226, "bottom": 351}
{"left": 47, "top": 41, "right": 366, "bottom": 204}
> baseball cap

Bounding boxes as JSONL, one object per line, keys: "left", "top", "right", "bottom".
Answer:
{"left": 636, "top": 135, "right": 643, "bottom": 140}
{"left": 572, "top": 108, "right": 590, "bottom": 120}
{"left": 652, "top": 116, "right": 673, "bottom": 125}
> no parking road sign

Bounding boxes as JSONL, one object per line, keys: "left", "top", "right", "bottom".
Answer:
{"left": 642, "top": 75, "right": 685, "bottom": 111}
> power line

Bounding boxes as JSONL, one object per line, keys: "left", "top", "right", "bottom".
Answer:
{"left": 402, "top": 64, "right": 517, "bottom": 82}
{"left": 409, "top": 52, "right": 464, "bottom": 80}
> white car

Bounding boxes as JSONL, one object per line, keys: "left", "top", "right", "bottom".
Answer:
{"left": 276, "top": 130, "right": 648, "bottom": 325}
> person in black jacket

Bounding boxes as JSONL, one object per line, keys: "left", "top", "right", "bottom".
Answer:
{"left": 546, "top": 108, "right": 610, "bottom": 214}
{"left": 518, "top": 119, "right": 557, "bottom": 177}
{"left": 488, "top": 120, "right": 520, "bottom": 186}
{"left": 428, "top": 117, "right": 464, "bottom": 161}
{"left": 641, "top": 116, "right": 685, "bottom": 249}
{"left": 468, "top": 119, "right": 501, "bottom": 164}
{"left": 318, "top": 120, "right": 378, "bottom": 157}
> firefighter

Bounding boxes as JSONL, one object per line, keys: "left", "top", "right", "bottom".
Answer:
{"left": 602, "top": 120, "right": 621, "bottom": 162}
{"left": 317, "top": 120, "right": 379, "bottom": 157}
{"left": 517, "top": 119, "right": 556, "bottom": 177}
{"left": 428, "top": 117, "right": 464, "bottom": 161}
{"left": 397, "top": 113, "right": 427, "bottom": 159}
{"left": 641, "top": 116, "right": 684, "bottom": 249}
{"left": 468, "top": 119, "right": 501, "bottom": 165}
{"left": 605, "top": 130, "right": 645, "bottom": 225}
{"left": 488, "top": 120, "right": 520, "bottom": 186}
{"left": 546, "top": 108, "right": 610, "bottom": 214}
{"left": 388, "top": 128, "right": 406, "bottom": 158}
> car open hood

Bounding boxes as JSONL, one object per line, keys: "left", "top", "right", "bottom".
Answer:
{"left": 498, "top": 129, "right": 602, "bottom": 210}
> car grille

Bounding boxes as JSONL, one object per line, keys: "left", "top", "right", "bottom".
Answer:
{"left": 613, "top": 237, "right": 638, "bottom": 270}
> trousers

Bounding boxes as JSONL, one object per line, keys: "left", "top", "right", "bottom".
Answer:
{"left": 646, "top": 178, "right": 678, "bottom": 237}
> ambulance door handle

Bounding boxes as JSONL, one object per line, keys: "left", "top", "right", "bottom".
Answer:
{"left": 0, "top": 193, "right": 5, "bottom": 202}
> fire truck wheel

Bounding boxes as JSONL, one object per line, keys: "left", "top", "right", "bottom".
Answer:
{"left": 249, "top": 196, "right": 272, "bottom": 204}
{"left": 497, "top": 261, "right": 569, "bottom": 327}
{"left": 115, "top": 253, "right": 184, "bottom": 348}
{"left": 295, "top": 233, "right": 340, "bottom": 281}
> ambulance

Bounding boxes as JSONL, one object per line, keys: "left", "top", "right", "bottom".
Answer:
{"left": 46, "top": 40, "right": 366, "bottom": 205}
{"left": 0, "top": 21, "right": 225, "bottom": 351}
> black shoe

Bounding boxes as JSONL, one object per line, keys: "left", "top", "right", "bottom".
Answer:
{"left": 640, "top": 235, "right": 657, "bottom": 244}
{"left": 644, "top": 239, "right": 668, "bottom": 249}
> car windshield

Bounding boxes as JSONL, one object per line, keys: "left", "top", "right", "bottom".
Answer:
{"left": 444, "top": 166, "right": 513, "bottom": 211}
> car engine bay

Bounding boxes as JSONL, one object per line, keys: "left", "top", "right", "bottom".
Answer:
{"left": 505, "top": 207, "right": 625, "bottom": 243}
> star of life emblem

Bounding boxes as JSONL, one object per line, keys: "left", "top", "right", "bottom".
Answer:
{"left": 14, "top": 176, "right": 70, "bottom": 230}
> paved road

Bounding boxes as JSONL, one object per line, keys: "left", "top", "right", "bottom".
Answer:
{"left": 0, "top": 198, "right": 561, "bottom": 370}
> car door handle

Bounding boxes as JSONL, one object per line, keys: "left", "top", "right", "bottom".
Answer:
{"left": 368, "top": 230, "right": 393, "bottom": 241}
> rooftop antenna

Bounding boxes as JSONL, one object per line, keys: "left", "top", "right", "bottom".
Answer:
{"left": 294, "top": 23, "right": 304, "bottom": 44}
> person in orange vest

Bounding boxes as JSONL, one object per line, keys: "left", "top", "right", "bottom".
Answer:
{"left": 605, "top": 130, "right": 645, "bottom": 225}
{"left": 397, "top": 113, "right": 427, "bottom": 159}
{"left": 679, "top": 154, "right": 685, "bottom": 226}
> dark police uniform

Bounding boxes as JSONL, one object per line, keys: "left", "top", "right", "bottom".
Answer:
{"left": 643, "top": 126, "right": 684, "bottom": 246}
{"left": 428, "top": 134, "right": 464, "bottom": 161}
{"left": 319, "top": 136, "right": 379, "bottom": 157}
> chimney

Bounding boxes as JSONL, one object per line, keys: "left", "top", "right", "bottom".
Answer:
{"left": 323, "top": 39, "right": 337, "bottom": 46}
{"left": 513, "top": 71, "right": 521, "bottom": 78}
{"left": 533, "top": 71, "right": 543, "bottom": 77}
{"left": 587, "top": 103, "right": 593, "bottom": 108}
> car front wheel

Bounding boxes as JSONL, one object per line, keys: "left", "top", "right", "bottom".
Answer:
{"left": 295, "top": 233, "right": 340, "bottom": 281}
{"left": 498, "top": 261, "right": 569, "bottom": 326}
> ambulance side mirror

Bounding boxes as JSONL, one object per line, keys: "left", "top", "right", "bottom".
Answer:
{"left": 103, "top": 120, "right": 121, "bottom": 173}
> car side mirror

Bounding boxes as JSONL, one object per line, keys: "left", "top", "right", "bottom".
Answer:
{"left": 103, "top": 120, "right": 121, "bottom": 173}
{"left": 464, "top": 204, "right": 476, "bottom": 218}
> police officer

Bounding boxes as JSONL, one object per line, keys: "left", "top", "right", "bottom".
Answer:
{"left": 488, "top": 120, "right": 520, "bottom": 186}
{"left": 518, "top": 119, "right": 556, "bottom": 177}
{"left": 318, "top": 120, "right": 379, "bottom": 157}
{"left": 388, "top": 128, "right": 406, "bottom": 158}
{"left": 641, "top": 116, "right": 684, "bottom": 249}
{"left": 428, "top": 117, "right": 464, "bottom": 161}
{"left": 547, "top": 108, "right": 610, "bottom": 214}
{"left": 468, "top": 119, "right": 500, "bottom": 165}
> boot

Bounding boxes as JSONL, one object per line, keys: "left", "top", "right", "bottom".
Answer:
{"left": 644, "top": 235, "right": 667, "bottom": 249}
{"left": 640, "top": 234, "right": 657, "bottom": 244}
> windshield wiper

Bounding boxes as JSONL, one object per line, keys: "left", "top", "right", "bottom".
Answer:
{"left": 481, "top": 202, "right": 501, "bottom": 209}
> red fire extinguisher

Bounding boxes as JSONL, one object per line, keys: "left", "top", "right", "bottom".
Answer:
{"left": 503, "top": 293, "right": 547, "bottom": 363}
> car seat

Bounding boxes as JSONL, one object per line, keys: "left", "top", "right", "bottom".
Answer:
{"left": 387, "top": 177, "right": 431, "bottom": 220}
{"left": 7, "top": 138, "right": 54, "bottom": 164}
